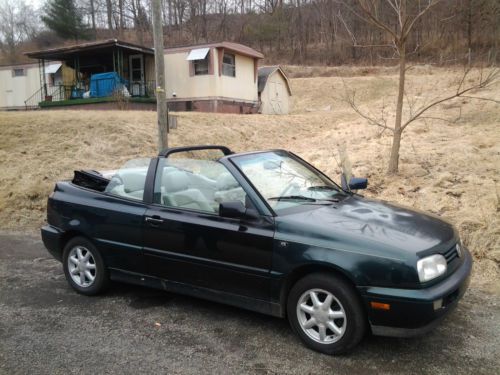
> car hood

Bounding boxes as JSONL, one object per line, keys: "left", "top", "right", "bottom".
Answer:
{"left": 275, "top": 195, "right": 457, "bottom": 259}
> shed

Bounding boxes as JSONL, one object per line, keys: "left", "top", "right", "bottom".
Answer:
{"left": 257, "top": 66, "right": 292, "bottom": 114}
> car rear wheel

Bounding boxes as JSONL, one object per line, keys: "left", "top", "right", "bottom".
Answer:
{"left": 62, "top": 237, "right": 108, "bottom": 295}
{"left": 287, "top": 273, "right": 366, "bottom": 354}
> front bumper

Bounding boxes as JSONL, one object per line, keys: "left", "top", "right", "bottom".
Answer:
{"left": 41, "top": 224, "right": 64, "bottom": 262}
{"left": 358, "top": 247, "right": 472, "bottom": 337}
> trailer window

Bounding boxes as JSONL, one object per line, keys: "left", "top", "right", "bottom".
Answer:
{"left": 222, "top": 53, "right": 235, "bottom": 77}
{"left": 194, "top": 54, "right": 210, "bottom": 75}
{"left": 13, "top": 68, "right": 26, "bottom": 77}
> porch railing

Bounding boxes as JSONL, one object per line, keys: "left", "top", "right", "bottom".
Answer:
{"left": 24, "top": 79, "right": 157, "bottom": 109}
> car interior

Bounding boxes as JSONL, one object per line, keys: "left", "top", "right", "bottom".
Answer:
{"left": 106, "top": 161, "right": 248, "bottom": 214}
{"left": 105, "top": 167, "right": 148, "bottom": 201}
{"left": 160, "top": 167, "right": 247, "bottom": 213}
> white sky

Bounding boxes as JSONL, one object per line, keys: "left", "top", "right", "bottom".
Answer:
{"left": 27, "top": 0, "right": 42, "bottom": 7}
{"left": 0, "top": 0, "right": 44, "bottom": 10}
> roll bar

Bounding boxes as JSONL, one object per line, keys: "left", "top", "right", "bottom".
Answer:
{"left": 159, "top": 145, "right": 233, "bottom": 158}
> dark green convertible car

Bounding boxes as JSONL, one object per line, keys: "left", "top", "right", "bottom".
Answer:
{"left": 41, "top": 145, "right": 472, "bottom": 354}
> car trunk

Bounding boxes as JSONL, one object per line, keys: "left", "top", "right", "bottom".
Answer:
{"left": 72, "top": 170, "right": 110, "bottom": 192}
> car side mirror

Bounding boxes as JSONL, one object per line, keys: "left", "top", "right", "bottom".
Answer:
{"left": 348, "top": 177, "right": 368, "bottom": 190}
{"left": 219, "top": 201, "right": 260, "bottom": 220}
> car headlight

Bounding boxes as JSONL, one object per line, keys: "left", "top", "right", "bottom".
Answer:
{"left": 417, "top": 254, "right": 447, "bottom": 282}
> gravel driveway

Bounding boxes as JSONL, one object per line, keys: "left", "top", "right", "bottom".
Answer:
{"left": 0, "top": 232, "right": 499, "bottom": 375}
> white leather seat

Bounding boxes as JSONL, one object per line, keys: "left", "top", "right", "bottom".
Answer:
{"left": 107, "top": 168, "right": 147, "bottom": 200}
{"left": 162, "top": 171, "right": 214, "bottom": 212}
{"left": 214, "top": 173, "right": 245, "bottom": 204}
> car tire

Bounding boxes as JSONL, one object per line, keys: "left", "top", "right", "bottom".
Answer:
{"left": 62, "top": 236, "right": 109, "bottom": 295}
{"left": 287, "top": 273, "right": 366, "bottom": 354}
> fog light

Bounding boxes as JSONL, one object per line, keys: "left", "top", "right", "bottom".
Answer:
{"left": 433, "top": 299, "right": 443, "bottom": 310}
{"left": 371, "top": 302, "right": 391, "bottom": 310}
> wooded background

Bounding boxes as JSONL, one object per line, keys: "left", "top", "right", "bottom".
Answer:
{"left": 1, "top": 0, "right": 499, "bottom": 66}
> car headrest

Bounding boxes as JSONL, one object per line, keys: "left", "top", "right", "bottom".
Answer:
{"left": 216, "top": 173, "right": 239, "bottom": 190}
{"left": 163, "top": 171, "right": 189, "bottom": 193}
{"left": 118, "top": 169, "right": 147, "bottom": 192}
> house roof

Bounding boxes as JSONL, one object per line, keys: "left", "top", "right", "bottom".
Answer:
{"left": 258, "top": 66, "right": 292, "bottom": 95}
{"left": 25, "top": 39, "right": 154, "bottom": 60}
{"left": 165, "top": 42, "right": 264, "bottom": 59}
{"left": 0, "top": 61, "right": 39, "bottom": 70}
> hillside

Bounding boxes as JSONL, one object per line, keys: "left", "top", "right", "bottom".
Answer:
{"left": 0, "top": 66, "right": 499, "bottom": 285}
{"left": 2, "top": 1, "right": 499, "bottom": 66}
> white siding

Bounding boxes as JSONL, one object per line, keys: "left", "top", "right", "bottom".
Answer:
{"left": 0, "top": 64, "right": 41, "bottom": 109}
{"left": 164, "top": 49, "right": 258, "bottom": 102}
{"left": 219, "top": 54, "right": 257, "bottom": 101}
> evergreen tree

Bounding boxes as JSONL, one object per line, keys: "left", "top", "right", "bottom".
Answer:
{"left": 41, "top": 0, "right": 89, "bottom": 41}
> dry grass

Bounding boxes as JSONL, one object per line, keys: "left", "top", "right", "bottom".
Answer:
{"left": 0, "top": 66, "right": 499, "bottom": 285}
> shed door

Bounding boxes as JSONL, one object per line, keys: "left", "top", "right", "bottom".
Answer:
{"left": 268, "top": 80, "right": 283, "bottom": 115}
{"left": 5, "top": 90, "right": 14, "bottom": 108}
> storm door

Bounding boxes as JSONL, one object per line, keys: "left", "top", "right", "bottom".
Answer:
{"left": 129, "top": 54, "right": 145, "bottom": 96}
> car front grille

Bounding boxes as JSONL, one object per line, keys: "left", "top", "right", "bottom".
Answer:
{"left": 443, "top": 245, "right": 458, "bottom": 264}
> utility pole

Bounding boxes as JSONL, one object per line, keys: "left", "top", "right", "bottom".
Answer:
{"left": 151, "top": 0, "right": 168, "bottom": 151}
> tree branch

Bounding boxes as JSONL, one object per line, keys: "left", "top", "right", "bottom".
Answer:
{"left": 460, "top": 95, "right": 500, "bottom": 104}
{"left": 337, "top": 0, "right": 398, "bottom": 39}
{"left": 401, "top": 68, "right": 499, "bottom": 130}
{"left": 402, "top": 0, "right": 443, "bottom": 40}
{"left": 341, "top": 79, "right": 394, "bottom": 133}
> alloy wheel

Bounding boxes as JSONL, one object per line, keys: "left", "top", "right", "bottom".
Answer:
{"left": 296, "top": 288, "right": 347, "bottom": 344}
{"left": 67, "top": 246, "right": 97, "bottom": 288}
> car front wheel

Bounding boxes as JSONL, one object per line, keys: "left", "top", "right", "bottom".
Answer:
{"left": 287, "top": 273, "right": 366, "bottom": 354}
{"left": 62, "top": 237, "right": 108, "bottom": 295}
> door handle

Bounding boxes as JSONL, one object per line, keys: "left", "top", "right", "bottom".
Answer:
{"left": 145, "top": 216, "right": 164, "bottom": 225}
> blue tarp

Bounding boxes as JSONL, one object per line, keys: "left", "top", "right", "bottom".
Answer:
{"left": 89, "top": 72, "right": 127, "bottom": 98}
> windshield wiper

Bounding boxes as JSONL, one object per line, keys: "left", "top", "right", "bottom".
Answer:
{"left": 268, "top": 195, "right": 317, "bottom": 202}
{"left": 268, "top": 195, "right": 338, "bottom": 203}
{"left": 308, "top": 185, "right": 341, "bottom": 192}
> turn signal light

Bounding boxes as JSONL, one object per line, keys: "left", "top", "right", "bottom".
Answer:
{"left": 370, "top": 302, "right": 391, "bottom": 311}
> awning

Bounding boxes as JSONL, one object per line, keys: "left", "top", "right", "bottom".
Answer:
{"left": 186, "top": 48, "right": 210, "bottom": 61}
{"left": 45, "top": 63, "right": 62, "bottom": 74}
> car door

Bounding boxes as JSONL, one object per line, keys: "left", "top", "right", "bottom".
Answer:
{"left": 86, "top": 158, "right": 152, "bottom": 274}
{"left": 142, "top": 155, "right": 275, "bottom": 301}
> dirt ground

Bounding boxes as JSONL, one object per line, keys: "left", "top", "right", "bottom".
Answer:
{"left": 0, "top": 66, "right": 499, "bottom": 287}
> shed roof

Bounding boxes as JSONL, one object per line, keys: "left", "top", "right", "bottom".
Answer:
{"left": 258, "top": 66, "right": 292, "bottom": 95}
{"left": 165, "top": 42, "right": 264, "bottom": 59}
{"left": 25, "top": 39, "right": 154, "bottom": 60}
{"left": 45, "top": 63, "right": 62, "bottom": 74}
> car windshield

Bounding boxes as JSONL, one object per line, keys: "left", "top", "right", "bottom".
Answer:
{"left": 231, "top": 151, "right": 346, "bottom": 212}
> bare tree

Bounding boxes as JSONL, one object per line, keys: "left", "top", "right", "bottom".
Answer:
{"left": 344, "top": 66, "right": 499, "bottom": 131}
{"left": 1, "top": 0, "right": 499, "bottom": 67}
{"left": 89, "top": 0, "right": 97, "bottom": 38}
{"left": 339, "top": 0, "right": 498, "bottom": 174}
{"left": 119, "top": 0, "right": 125, "bottom": 30}
{"left": 106, "top": 0, "right": 114, "bottom": 30}
{"left": 345, "top": 0, "right": 441, "bottom": 173}
{"left": 0, "top": 0, "right": 38, "bottom": 62}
